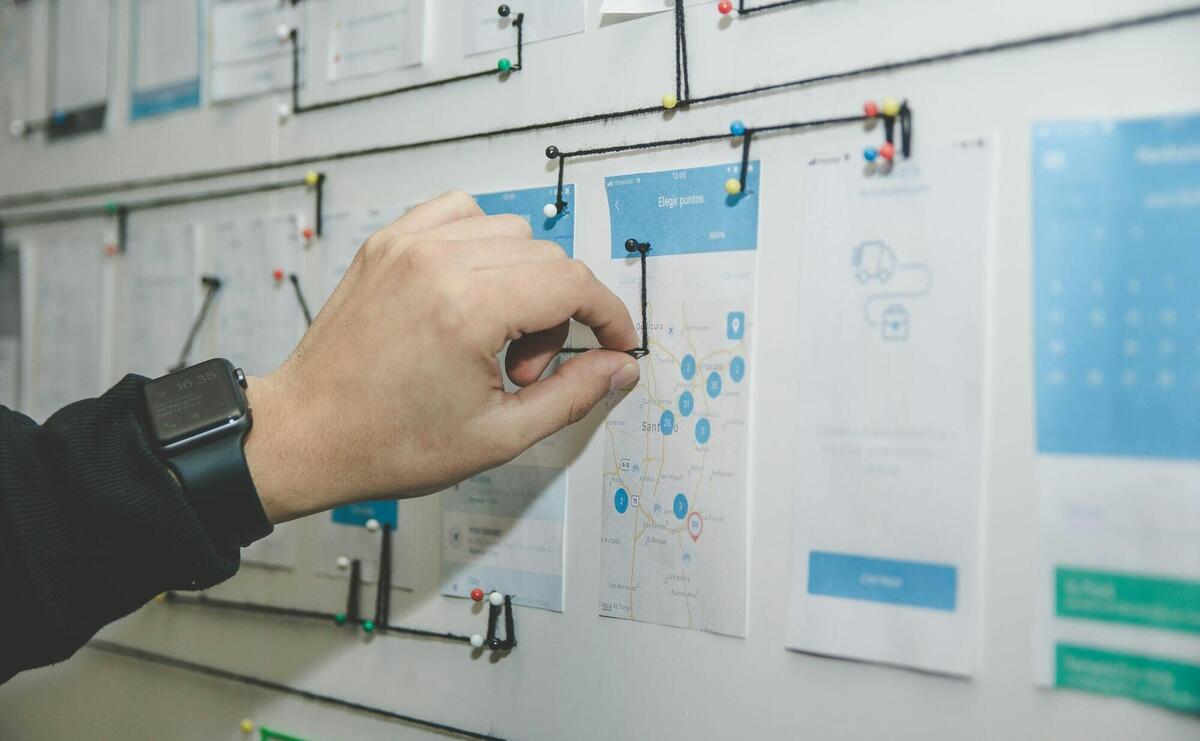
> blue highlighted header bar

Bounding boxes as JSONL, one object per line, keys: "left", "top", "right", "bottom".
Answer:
{"left": 474, "top": 186, "right": 574, "bottom": 257}
{"left": 332, "top": 500, "right": 398, "bottom": 529}
{"left": 808, "top": 551, "right": 957, "bottom": 612}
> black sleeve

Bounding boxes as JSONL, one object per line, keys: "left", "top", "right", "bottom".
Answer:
{"left": 0, "top": 375, "right": 240, "bottom": 683}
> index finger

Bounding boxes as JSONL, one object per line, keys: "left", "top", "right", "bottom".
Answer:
{"left": 474, "top": 260, "right": 640, "bottom": 353}
{"left": 388, "top": 190, "right": 484, "bottom": 235}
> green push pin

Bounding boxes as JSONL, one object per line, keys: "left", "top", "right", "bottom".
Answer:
{"left": 104, "top": 201, "right": 119, "bottom": 214}
{"left": 497, "top": 58, "right": 512, "bottom": 72}
{"left": 333, "top": 612, "right": 347, "bottom": 626}
{"left": 362, "top": 620, "right": 375, "bottom": 633}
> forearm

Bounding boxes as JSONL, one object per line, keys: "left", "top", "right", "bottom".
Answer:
{"left": 0, "top": 376, "right": 240, "bottom": 682}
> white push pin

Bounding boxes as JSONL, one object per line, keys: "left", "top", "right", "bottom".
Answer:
{"left": 335, "top": 555, "right": 350, "bottom": 570}
{"left": 276, "top": 24, "right": 292, "bottom": 42}
{"left": 9, "top": 119, "right": 27, "bottom": 137}
{"left": 542, "top": 202, "right": 558, "bottom": 218}
{"left": 276, "top": 103, "right": 291, "bottom": 122}
{"left": 488, "top": 591, "right": 504, "bottom": 607}
{"left": 469, "top": 633, "right": 485, "bottom": 648}
{"left": 365, "top": 518, "right": 380, "bottom": 533}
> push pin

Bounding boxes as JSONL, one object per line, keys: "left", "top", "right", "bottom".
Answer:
{"left": 729, "top": 120, "right": 746, "bottom": 137}
{"left": 8, "top": 119, "right": 26, "bottom": 137}
{"left": 301, "top": 226, "right": 315, "bottom": 241}
{"left": 333, "top": 612, "right": 348, "bottom": 625}
{"left": 497, "top": 58, "right": 512, "bottom": 72}
{"left": 718, "top": 0, "right": 734, "bottom": 14}
{"left": 863, "top": 100, "right": 879, "bottom": 118}
{"left": 661, "top": 93, "right": 678, "bottom": 110}
{"left": 304, "top": 170, "right": 320, "bottom": 187}
{"left": 881, "top": 98, "right": 901, "bottom": 118}
{"left": 724, "top": 178, "right": 742, "bottom": 196}
{"left": 153, "top": 592, "right": 168, "bottom": 603}
{"left": 545, "top": 145, "right": 559, "bottom": 160}
{"left": 470, "top": 633, "right": 485, "bottom": 648}
{"left": 497, "top": 4, "right": 511, "bottom": 17}
{"left": 51, "top": 110, "right": 67, "bottom": 125}
{"left": 276, "top": 24, "right": 292, "bottom": 42}
{"left": 104, "top": 243, "right": 119, "bottom": 257}
{"left": 276, "top": 103, "right": 291, "bottom": 122}
{"left": 272, "top": 267, "right": 285, "bottom": 283}
{"left": 365, "top": 518, "right": 380, "bottom": 533}
{"left": 336, "top": 555, "right": 351, "bottom": 570}
{"left": 879, "top": 142, "right": 896, "bottom": 161}
{"left": 362, "top": 619, "right": 376, "bottom": 633}
{"left": 104, "top": 201, "right": 120, "bottom": 215}
{"left": 542, "top": 202, "right": 559, "bottom": 218}
{"left": 240, "top": 719, "right": 255, "bottom": 734}
{"left": 488, "top": 591, "right": 504, "bottom": 607}
{"left": 863, "top": 146, "right": 878, "bottom": 162}
{"left": 470, "top": 587, "right": 485, "bottom": 602}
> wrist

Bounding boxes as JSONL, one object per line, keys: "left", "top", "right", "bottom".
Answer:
{"left": 243, "top": 373, "right": 323, "bottom": 524}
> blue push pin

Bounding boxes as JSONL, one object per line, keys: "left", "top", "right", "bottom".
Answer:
{"left": 863, "top": 146, "right": 878, "bottom": 162}
{"left": 52, "top": 110, "right": 67, "bottom": 124}
{"left": 729, "top": 120, "right": 746, "bottom": 136}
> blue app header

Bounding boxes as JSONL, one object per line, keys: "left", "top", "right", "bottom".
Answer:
{"left": 474, "top": 186, "right": 575, "bottom": 257}
{"left": 332, "top": 500, "right": 398, "bottom": 529}
{"left": 605, "top": 161, "right": 761, "bottom": 259}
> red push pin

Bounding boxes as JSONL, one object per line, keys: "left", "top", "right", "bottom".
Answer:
{"left": 879, "top": 142, "right": 896, "bottom": 161}
{"left": 103, "top": 243, "right": 119, "bottom": 257}
{"left": 863, "top": 100, "right": 879, "bottom": 118}
{"left": 718, "top": 0, "right": 733, "bottom": 13}
{"left": 272, "top": 268, "right": 285, "bottom": 283}
{"left": 301, "top": 226, "right": 315, "bottom": 241}
{"left": 470, "top": 588, "right": 484, "bottom": 602}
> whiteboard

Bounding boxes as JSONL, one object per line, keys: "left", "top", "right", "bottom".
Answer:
{"left": 0, "top": 1, "right": 1197, "bottom": 739}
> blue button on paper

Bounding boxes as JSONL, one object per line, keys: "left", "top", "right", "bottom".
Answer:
{"left": 807, "top": 551, "right": 957, "bottom": 612}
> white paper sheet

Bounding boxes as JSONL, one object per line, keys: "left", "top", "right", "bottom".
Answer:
{"left": 599, "top": 161, "right": 760, "bottom": 637}
{"left": 599, "top": 0, "right": 707, "bottom": 16}
{"left": 463, "top": 0, "right": 584, "bottom": 56}
{"left": 131, "top": 0, "right": 202, "bottom": 119}
{"left": 211, "top": 214, "right": 306, "bottom": 376}
{"left": 441, "top": 465, "right": 567, "bottom": 612}
{"left": 210, "top": 0, "right": 303, "bottom": 102}
{"left": 1030, "top": 114, "right": 1200, "bottom": 713}
{"left": 317, "top": 206, "right": 395, "bottom": 309}
{"left": 785, "top": 139, "right": 993, "bottom": 676}
{"left": 0, "top": 0, "right": 34, "bottom": 126}
{"left": 116, "top": 222, "right": 199, "bottom": 377}
{"left": 51, "top": 0, "right": 111, "bottom": 112}
{"left": 24, "top": 233, "right": 107, "bottom": 422}
{"left": 0, "top": 337, "right": 18, "bottom": 411}
{"left": 327, "top": 0, "right": 424, "bottom": 82}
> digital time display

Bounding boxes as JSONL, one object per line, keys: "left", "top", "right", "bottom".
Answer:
{"left": 142, "top": 359, "right": 245, "bottom": 447}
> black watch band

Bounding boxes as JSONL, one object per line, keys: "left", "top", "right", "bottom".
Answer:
{"left": 166, "top": 429, "right": 273, "bottom": 549}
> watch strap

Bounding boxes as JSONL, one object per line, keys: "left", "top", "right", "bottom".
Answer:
{"left": 168, "top": 429, "right": 273, "bottom": 548}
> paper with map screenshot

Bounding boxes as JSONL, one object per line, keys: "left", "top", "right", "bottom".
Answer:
{"left": 599, "top": 161, "right": 759, "bottom": 636}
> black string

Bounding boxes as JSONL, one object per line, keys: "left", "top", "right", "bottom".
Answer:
{"left": 738, "top": 130, "right": 753, "bottom": 191}
{"left": 374, "top": 524, "right": 393, "bottom": 634}
{"left": 170, "top": 275, "right": 222, "bottom": 372}
{"left": 0, "top": 175, "right": 325, "bottom": 252}
{"left": 560, "top": 240, "right": 650, "bottom": 359}
{"left": 674, "top": 0, "right": 691, "bottom": 104}
{"left": 87, "top": 640, "right": 507, "bottom": 741}
{"left": 484, "top": 595, "right": 516, "bottom": 651}
{"left": 289, "top": 273, "right": 313, "bottom": 326}
{"left": 162, "top": 592, "right": 475, "bottom": 644}
{"left": 3, "top": 4, "right": 1191, "bottom": 210}
{"left": 346, "top": 558, "right": 362, "bottom": 624}
{"left": 286, "top": 11, "right": 524, "bottom": 116}
{"left": 737, "top": 0, "right": 827, "bottom": 15}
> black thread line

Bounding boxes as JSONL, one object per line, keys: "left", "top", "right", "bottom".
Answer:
{"left": 289, "top": 273, "right": 313, "bottom": 326}
{"left": 738, "top": 130, "right": 753, "bottom": 190}
{"left": 674, "top": 0, "right": 683, "bottom": 103}
{"left": 737, "top": 0, "right": 827, "bottom": 16}
{"left": 287, "top": 12, "right": 523, "bottom": 116}
{"left": 554, "top": 156, "right": 566, "bottom": 212}
{"left": 87, "top": 640, "right": 506, "bottom": 741}
{"left": 374, "top": 523, "right": 393, "bottom": 634}
{"left": 560, "top": 240, "right": 650, "bottom": 358}
{"left": 170, "top": 276, "right": 222, "bottom": 372}
{"left": 346, "top": 558, "right": 362, "bottom": 623}
{"left": 675, "top": 0, "right": 691, "bottom": 103}
{"left": 162, "top": 591, "right": 474, "bottom": 644}
{"left": 3, "top": 4, "right": 1189, "bottom": 209}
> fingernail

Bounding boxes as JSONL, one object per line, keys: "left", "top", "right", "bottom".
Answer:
{"left": 610, "top": 362, "right": 640, "bottom": 391}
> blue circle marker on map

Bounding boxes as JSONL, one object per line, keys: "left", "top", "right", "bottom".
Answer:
{"left": 660, "top": 409, "right": 676, "bottom": 435}
{"left": 681, "top": 354, "right": 697, "bottom": 380}
{"left": 614, "top": 488, "right": 629, "bottom": 514}
{"left": 695, "top": 417, "right": 711, "bottom": 444}
{"left": 673, "top": 493, "right": 688, "bottom": 520}
{"left": 730, "top": 356, "right": 745, "bottom": 383}
{"left": 706, "top": 371, "right": 722, "bottom": 398}
{"left": 678, "top": 390, "right": 695, "bottom": 417}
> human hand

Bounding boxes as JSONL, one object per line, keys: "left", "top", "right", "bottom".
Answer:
{"left": 243, "top": 190, "right": 640, "bottom": 523}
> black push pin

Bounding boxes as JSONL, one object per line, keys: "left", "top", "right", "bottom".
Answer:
{"left": 545, "top": 145, "right": 559, "bottom": 160}
{"left": 497, "top": 4, "right": 510, "bottom": 17}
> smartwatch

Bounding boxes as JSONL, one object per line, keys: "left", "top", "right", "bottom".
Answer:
{"left": 141, "top": 358, "right": 273, "bottom": 548}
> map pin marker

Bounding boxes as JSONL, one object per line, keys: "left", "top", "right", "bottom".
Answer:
{"left": 687, "top": 512, "right": 703, "bottom": 542}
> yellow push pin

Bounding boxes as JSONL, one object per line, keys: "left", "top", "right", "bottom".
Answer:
{"left": 724, "top": 178, "right": 742, "bottom": 196}
{"left": 304, "top": 170, "right": 320, "bottom": 187}
{"left": 239, "top": 718, "right": 254, "bottom": 734}
{"left": 153, "top": 592, "right": 167, "bottom": 603}
{"left": 881, "top": 97, "right": 901, "bottom": 117}
{"left": 661, "top": 93, "right": 678, "bottom": 110}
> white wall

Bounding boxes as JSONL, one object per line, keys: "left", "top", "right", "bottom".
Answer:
{"left": 1, "top": 1, "right": 1198, "bottom": 739}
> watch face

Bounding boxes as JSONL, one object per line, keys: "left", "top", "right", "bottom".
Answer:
{"left": 143, "top": 359, "right": 245, "bottom": 447}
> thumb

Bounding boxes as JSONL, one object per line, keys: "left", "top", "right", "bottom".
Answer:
{"left": 506, "top": 350, "right": 641, "bottom": 448}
